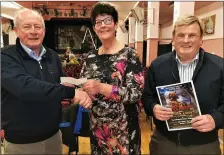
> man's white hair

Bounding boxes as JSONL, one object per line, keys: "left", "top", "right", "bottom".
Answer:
{"left": 13, "top": 8, "right": 45, "bottom": 29}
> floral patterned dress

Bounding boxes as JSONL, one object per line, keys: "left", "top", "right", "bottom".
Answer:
{"left": 80, "top": 46, "right": 144, "bottom": 155}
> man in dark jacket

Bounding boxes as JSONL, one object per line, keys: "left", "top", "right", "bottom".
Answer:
{"left": 142, "top": 14, "right": 223, "bottom": 154}
{"left": 1, "top": 8, "right": 92, "bottom": 154}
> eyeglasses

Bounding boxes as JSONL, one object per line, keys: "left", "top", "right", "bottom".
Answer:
{"left": 95, "top": 17, "right": 113, "bottom": 27}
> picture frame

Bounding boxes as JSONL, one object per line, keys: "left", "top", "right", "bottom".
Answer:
{"left": 201, "top": 14, "right": 216, "bottom": 35}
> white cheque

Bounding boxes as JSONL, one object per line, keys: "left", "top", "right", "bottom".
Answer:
{"left": 60, "top": 77, "right": 87, "bottom": 86}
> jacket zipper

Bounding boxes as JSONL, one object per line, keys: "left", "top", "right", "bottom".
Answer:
{"left": 38, "top": 61, "right": 42, "bottom": 69}
{"left": 38, "top": 61, "right": 43, "bottom": 80}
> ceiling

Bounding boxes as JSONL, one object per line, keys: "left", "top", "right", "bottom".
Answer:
{"left": 31, "top": 1, "right": 137, "bottom": 22}
{"left": 2, "top": 1, "right": 215, "bottom": 26}
{"left": 159, "top": 1, "right": 215, "bottom": 25}
{"left": 31, "top": 1, "right": 97, "bottom": 8}
{"left": 110, "top": 1, "right": 214, "bottom": 25}
{"left": 108, "top": 1, "right": 137, "bottom": 21}
{"left": 1, "top": 2, "right": 23, "bottom": 19}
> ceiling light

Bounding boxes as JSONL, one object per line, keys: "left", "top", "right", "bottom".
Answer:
{"left": 1, "top": 13, "right": 14, "bottom": 20}
{"left": 1, "top": 2, "right": 23, "bottom": 9}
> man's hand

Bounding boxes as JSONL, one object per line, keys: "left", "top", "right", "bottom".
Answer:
{"left": 153, "top": 104, "right": 174, "bottom": 121}
{"left": 82, "top": 80, "right": 101, "bottom": 99}
{"left": 73, "top": 89, "right": 92, "bottom": 108}
{"left": 191, "top": 114, "right": 215, "bottom": 132}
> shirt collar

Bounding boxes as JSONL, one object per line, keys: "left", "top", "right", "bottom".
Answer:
{"left": 20, "top": 41, "right": 46, "bottom": 61}
{"left": 176, "top": 52, "right": 199, "bottom": 65}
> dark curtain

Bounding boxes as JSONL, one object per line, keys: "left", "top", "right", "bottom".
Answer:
{"left": 157, "top": 43, "right": 172, "bottom": 56}
{"left": 142, "top": 40, "right": 147, "bottom": 67}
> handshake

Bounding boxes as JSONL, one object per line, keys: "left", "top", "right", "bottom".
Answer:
{"left": 61, "top": 80, "right": 102, "bottom": 109}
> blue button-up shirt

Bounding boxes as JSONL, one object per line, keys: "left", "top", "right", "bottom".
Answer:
{"left": 20, "top": 42, "right": 46, "bottom": 61}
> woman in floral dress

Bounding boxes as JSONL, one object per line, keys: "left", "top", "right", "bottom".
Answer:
{"left": 81, "top": 2, "right": 144, "bottom": 155}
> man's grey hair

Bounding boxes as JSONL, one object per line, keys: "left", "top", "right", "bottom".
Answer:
{"left": 172, "top": 14, "right": 204, "bottom": 37}
{"left": 13, "top": 8, "right": 45, "bottom": 29}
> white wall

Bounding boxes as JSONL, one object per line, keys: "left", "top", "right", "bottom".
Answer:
{"left": 135, "top": 21, "right": 143, "bottom": 42}
{"left": 160, "top": 21, "right": 173, "bottom": 39}
{"left": 1, "top": 23, "right": 3, "bottom": 47}
{"left": 129, "top": 17, "right": 136, "bottom": 43}
{"left": 1, "top": 22, "right": 16, "bottom": 47}
{"left": 143, "top": 25, "right": 147, "bottom": 40}
{"left": 147, "top": 2, "right": 160, "bottom": 39}
{"left": 116, "top": 27, "right": 128, "bottom": 45}
{"left": 195, "top": 2, "right": 223, "bottom": 40}
{"left": 160, "top": 2, "right": 223, "bottom": 41}
{"left": 9, "top": 30, "right": 17, "bottom": 45}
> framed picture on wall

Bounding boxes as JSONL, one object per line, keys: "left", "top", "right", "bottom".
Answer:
{"left": 56, "top": 26, "right": 84, "bottom": 50}
{"left": 54, "top": 24, "right": 99, "bottom": 54}
{"left": 201, "top": 14, "right": 216, "bottom": 35}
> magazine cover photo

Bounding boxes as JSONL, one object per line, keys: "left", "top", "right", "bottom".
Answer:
{"left": 156, "top": 81, "right": 201, "bottom": 131}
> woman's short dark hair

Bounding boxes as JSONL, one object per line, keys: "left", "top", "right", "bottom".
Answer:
{"left": 91, "top": 2, "right": 118, "bottom": 26}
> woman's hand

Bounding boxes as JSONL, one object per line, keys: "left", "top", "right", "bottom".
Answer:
{"left": 82, "top": 80, "right": 102, "bottom": 99}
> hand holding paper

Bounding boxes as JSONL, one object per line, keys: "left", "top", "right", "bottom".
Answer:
{"left": 153, "top": 104, "right": 174, "bottom": 121}
{"left": 73, "top": 89, "right": 93, "bottom": 109}
{"left": 83, "top": 79, "right": 102, "bottom": 99}
{"left": 191, "top": 114, "right": 215, "bottom": 132}
{"left": 60, "top": 77, "right": 92, "bottom": 108}
{"left": 156, "top": 81, "right": 201, "bottom": 131}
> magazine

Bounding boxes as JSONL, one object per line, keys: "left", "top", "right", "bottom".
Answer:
{"left": 156, "top": 81, "right": 201, "bottom": 131}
